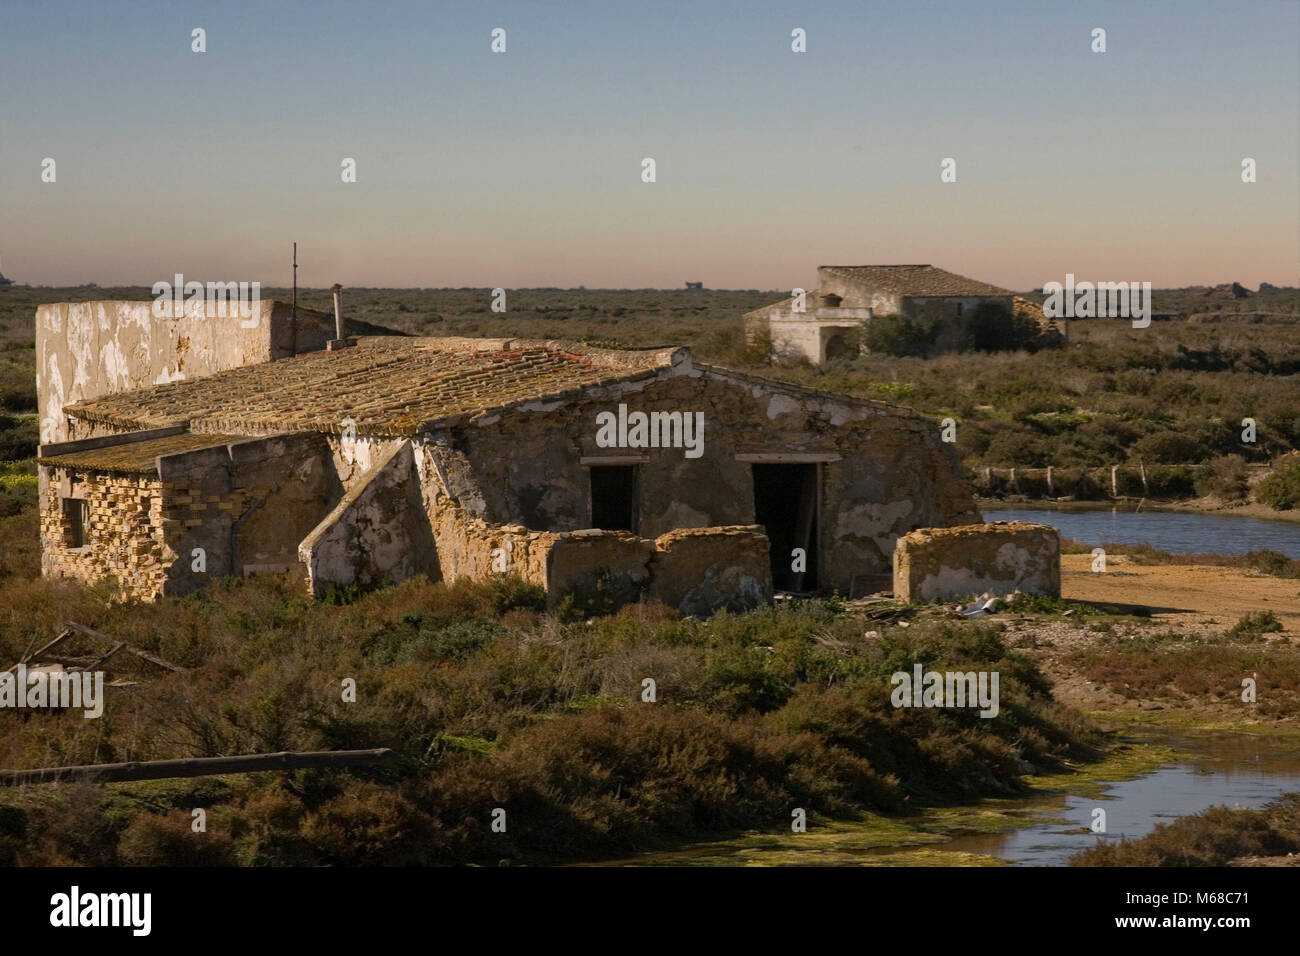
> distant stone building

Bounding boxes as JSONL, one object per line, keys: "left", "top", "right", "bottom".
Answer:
{"left": 745, "top": 264, "right": 1059, "bottom": 364}
{"left": 35, "top": 300, "right": 979, "bottom": 610}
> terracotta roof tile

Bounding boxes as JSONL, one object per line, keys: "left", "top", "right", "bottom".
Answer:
{"left": 38, "top": 433, "right": 246, "bottom": 475}
{"left": 820, "top": 265, "right": 1011, "bottom": 297}
{"left": 65, "top": 338, "right": 681, "bottom": 438}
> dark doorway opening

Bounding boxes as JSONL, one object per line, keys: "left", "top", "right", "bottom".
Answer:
{"left": 590, "top": 465, "right": 637, "bottom": 532}
{"left": 751, "top": 463, "right": 818, "bottom": 591}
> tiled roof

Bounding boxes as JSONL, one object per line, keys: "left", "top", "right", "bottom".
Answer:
{"left": 820, "top": 265, "right": 1011, "bottom": 297}
{"left": 64, "top": 338, "right": 682, "bottom": 438}
{"left": 38, "top": 433, "right": 245, "bottom": 475}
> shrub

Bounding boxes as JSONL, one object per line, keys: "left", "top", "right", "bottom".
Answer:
{"left": 1130, "top": 430, "right": 1207, "bottom": 464}
{"left": 967, "top": 301, "right": 1039, "bottom": 352}
{"left": 1258, "top": 458, "right": 1300, "bottom": 510}
{"left": 300, "top": 782, "right": 432, "bottom": 866}
{"left": 863, "top": 314, "right": 936, "bottom": 357}
{"left": 1070, "top": 795, "right": 1300, "bottom": 866}
{"left": 1227, "top": 610, "right": 1283, "bottom": 638}
{"left": 1194, "top": 454, "right": 1249, "bottom": 501}
{"left": 117, "top": 810, "right": 237, "bottom": 866}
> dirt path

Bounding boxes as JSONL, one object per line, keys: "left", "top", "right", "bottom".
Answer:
{"left": 1060, "top": 554, "right": 1300, "bottom": 636}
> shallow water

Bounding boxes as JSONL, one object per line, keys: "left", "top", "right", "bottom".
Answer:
{"left": 934, "top": 732, "right": 1300, "bottom": 866}
{"left": 984, "top": 506, "right": 1300, "bottom": 558}
{"left": 607, "top": 731, "right": 1300, "bottom": 866}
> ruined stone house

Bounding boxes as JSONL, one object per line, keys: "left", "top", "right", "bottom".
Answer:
{"left": 745, "top": 264, "right": 1059, "bottom": 364}
{"left": 35, "top": 299, "right": 980, "bottom": 614}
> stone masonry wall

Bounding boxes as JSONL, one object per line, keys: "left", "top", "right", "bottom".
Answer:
{"left": 145, "top": 433, "right": 339, "bottom": 597}
{"left": 646, "top": 526, "right": 771, "bottom": 616}
{"left": 893, "top": 521, "right": 1061, "bottom": 603}
{"left": 445, "top": 368, "right": 977, "bottom": 595}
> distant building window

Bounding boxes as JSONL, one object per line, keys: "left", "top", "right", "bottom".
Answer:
{"left": 821, "top": 293, "right": 842, "bottom": 308}
{"left": 141, "top": 495, "right": 152, "bottom": 527}
{"left": 62, "top": 497, "right": 89, "bottom": 548}
{"left": 956, "top": 302, "right": 964, "bottom": 316}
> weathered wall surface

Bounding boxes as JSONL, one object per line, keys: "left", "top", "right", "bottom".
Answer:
{"left": 647, "top": 526, "right": 771, "bottom": 616}
{"left": 36, "top": 301, "right": 274, "bottom": 445}
{"left": 893, "top": 521, "right": 1061, "bottom": 602}
{"left": 299, "top": 441, "right": 437, "bottom": 595}
{"left": 416, "top": 438, "right": 773, "bottom": 615}
{"left": 35, "top": 300, "right": 341, "bottom": 444}
{"left": 546, "top": 530, "right": 656, "bottom": 598}
{"left": 326, "top": 435, "right": 407, "bottom": 491}
{"left": 157, "top": 444, "right": 241, "bottom": 595}
{"left": 158, "top": 434, "right": 346, "bottom": 596}
{"left": 40, "top": 469, "right": 166, "bottom": 599}
{"left": 767, "top": 315, "right": 866, "bottom": 366}
{"left": 818, "top": 269, "right": 902, "bottom": 314}
{"left": 230, "top": 433, "right": 340, "bottom": 576}
{"left": 446, "top": 367, "right": 978, "bottom": 594}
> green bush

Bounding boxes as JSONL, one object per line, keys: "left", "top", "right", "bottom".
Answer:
{"left": 967, "top": 301, "right": 1040, "bottom": 352}
{"left": 1071, "top": 795, "right": 1300, "bottom": 866}
{"left": 1130, "top": 430, "right": 1208, "bottom": 464}
{"left": 1195, "top": 454, "right": 1249, "bottom": 501}
{"left": 1258, "top": 458, "right": 1300, "bottom": 510}
{"left": 862, "top": 314, "right": 936, "bottom": 357}
{"left": 1227, "top": 610, "right": 1283, "bottom": 638}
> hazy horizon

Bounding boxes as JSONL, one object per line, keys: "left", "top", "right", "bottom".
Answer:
{"left": 2, "top": 0, "right": 1297, "bottom": 291}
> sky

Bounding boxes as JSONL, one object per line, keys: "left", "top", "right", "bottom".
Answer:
{"left": 1, "top": 0, "right": 1297, "bottom": 291}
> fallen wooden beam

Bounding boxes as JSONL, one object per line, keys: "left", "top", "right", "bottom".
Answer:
{"left": 5, "top": 628, "right": 73, "bottom": 674}
{"left": 63, "top": 622, "right": 184, "bottom": 672}
{"left": 0, "top": 748, "right": 397, "bottom": 787}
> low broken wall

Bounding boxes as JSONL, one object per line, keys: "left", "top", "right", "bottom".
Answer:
{"left": 893, "top": 521, "right": 1060, "bottom": 602}
{"left": 647, "top": 526, "right": 771, "bottom": 615}
{"left": 546, "top": 530, "right": 656, "bottom": 600}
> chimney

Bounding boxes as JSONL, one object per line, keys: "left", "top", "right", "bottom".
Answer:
{"left": 327, "top": 283, "right": 354, "bottom": 350}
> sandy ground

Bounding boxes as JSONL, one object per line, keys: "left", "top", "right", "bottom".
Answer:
{"left": 1060, "top": 554, "right": 1300, "bottom": 636}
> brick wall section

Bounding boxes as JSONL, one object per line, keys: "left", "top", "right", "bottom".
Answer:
{"left": 41, "top": 470, "right": 167, "bottom": 599}
{"left": 893, "top": 521, "right": 1060, "bottom": 603}
{"left": 40, "top": 432, "right": 342, "bottom": 601}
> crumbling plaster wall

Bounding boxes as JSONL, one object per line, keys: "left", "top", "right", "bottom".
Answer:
{"left": 647, "top": 526, "right": 771, "bottom": 616}
{"left": 444, "top": 367, "right": 978, "bottom": 593}
{"left": 413, "top": 438, "right": 772, "bottom": 615}
{"left": 893, "top": 521, "right": 1061, "bottom": 602}
{"left": 817, "top": 271, "right": 902, "bottom": 314}
{"left": 36, "top": 300, "right": 339, "bottom": 445}
{"left": 36, "top": 301, "right": 275, "bottom": 445}
{"left": 299, "top": 441, "right": 437, "bottom": 595}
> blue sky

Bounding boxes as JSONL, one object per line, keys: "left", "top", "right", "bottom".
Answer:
{"left": 1, "top": 0, "right": 1296, "bottom": 289}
